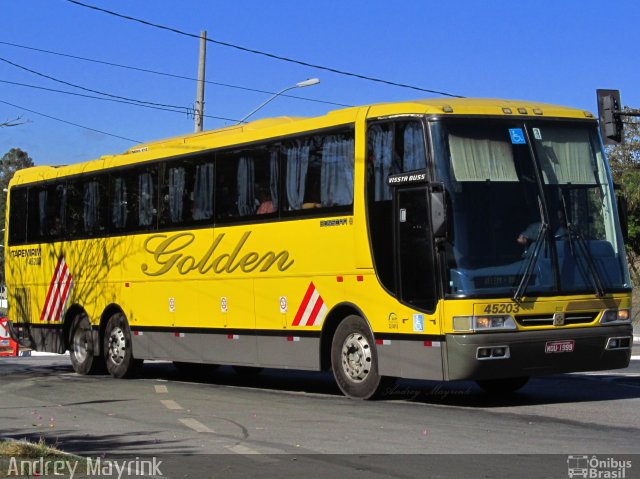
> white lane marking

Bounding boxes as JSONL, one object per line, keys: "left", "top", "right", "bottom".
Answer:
{"left": 226, "top": 445, "right": 279, "bottom": 463}
{"left": 160, "top": 399, "right": 183, "bottom": 410}
{"left": 179, "top": 418, "right": 215, "bottom": 433}
{"left": 631, "top": 355, "right": 640, "bottom": 360}
{"left": 154, "top": 385, "right": 168, "bottom": 394}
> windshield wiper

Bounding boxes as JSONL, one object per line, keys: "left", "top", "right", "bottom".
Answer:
{"left": 565, "top": 224, "right": 605, "bottom": 297}
{"left": 560, "top": 195, "right": 605, "bottom": 297}
{"left": 513, "top": 223, "right": 548, "bottom": 302}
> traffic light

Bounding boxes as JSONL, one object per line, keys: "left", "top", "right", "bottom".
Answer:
{"left": 596, "top": 89, "right": 624, "bottom": 145}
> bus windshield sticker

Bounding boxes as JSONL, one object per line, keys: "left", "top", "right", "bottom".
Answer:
{"left": 533, "top": 128, "right": 542, "bottom": 140}
{"left": 509, "top": 128, "right": 526, "bottom": 144}
{"left": 387, "top": 172, "right": 427, "bottom": 186}
{"left": 413, "top": 314, "right": 424, "bottom": 332}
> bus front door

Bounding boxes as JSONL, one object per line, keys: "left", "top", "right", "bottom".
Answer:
{"left": 395, "top": 186, "right": 438, "bottom": 312}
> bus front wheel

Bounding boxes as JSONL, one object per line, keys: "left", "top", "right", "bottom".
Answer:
{"left": 331, "top": 315, "right": 392, "bottom": 399}
{"left": 69, "top": 312, "right": 104, "bottom": 375}
{"left": 104, "top": 313, "right": 142, "bottom": 379}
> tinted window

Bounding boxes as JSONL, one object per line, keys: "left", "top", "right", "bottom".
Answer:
{"left": 215, "top": 145, "right": 279, "bottom": 223}
{"left": 366, "top": 120, "right": 427, "bottom": 293}
{"left": 8, "top": 187, "right": 28, "bottom": 245}
{"left": 282, "top": 128, "right": 354, "bottom": 214}
{"left": 27, "top": 183, "right": 67, "bottom": 242}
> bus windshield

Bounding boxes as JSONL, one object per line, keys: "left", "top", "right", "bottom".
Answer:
{"left": 431, "top": 119, "right": 630, "bottom": 297}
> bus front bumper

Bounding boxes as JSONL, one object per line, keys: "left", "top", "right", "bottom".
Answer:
{"left": 445, "top": 324, "right": 633, "bottom": 381}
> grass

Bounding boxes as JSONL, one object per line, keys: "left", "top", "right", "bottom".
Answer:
{"left": 0, "top": 438, "right": 81, "bottom": 478}
{"left": 0, "top": 438, "right": 68, "bottom": 458}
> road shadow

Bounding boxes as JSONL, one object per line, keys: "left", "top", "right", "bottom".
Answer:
{"left": 4, "top": 357, "right": 639, "bottom": 409}
{"left": 136, "top": 361, "right": 640, "bottom": 408}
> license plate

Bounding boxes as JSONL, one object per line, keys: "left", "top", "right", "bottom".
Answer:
{"left": 545, "top": 340, "right": 575, "bottom": 353}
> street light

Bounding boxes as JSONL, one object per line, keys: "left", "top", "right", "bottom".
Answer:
{"left": 237, "top": 78, "right": 320, "bottom": 124}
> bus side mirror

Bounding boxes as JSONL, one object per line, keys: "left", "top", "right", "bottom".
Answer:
{"left": 430, "top": 183, "right": 447, "bottom": 239}
{"left": 614, "top": 183, "right": 629, "bottom": 242}
{"left": 597, "top": 89, "right": 624, "bottom": 145}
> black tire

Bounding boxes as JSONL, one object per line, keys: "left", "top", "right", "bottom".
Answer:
{"left": 68, "top": 312, "right": 105, "bottom": 375}
{"left": 103, "top": 312, "right": 143, "bottom": 379}
{"left": 331, "top": 315, "right": 393, "bottom": 399}
{"left": 232, "top": 365, "right": 263, "bottom": 376}
{"left": 476, "top": 376, "right": 530, "bottom": 394}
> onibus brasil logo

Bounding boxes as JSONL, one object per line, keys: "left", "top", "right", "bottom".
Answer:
{"left": 567, "top": 455, "right": 632, "bottom": 478}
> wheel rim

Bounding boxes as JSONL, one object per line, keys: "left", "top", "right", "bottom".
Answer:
{"left": 341, "top": 332, "right": 372, "bottom": 382}
{"left": 108, "top": 326, "right": 127, "bottom": 366}
{"left": 72, "top": 327, "right": 89, "bottom": 363}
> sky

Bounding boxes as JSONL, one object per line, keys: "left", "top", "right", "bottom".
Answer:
{"left": 1, "top": 0, "right": 639, "bottom": 166}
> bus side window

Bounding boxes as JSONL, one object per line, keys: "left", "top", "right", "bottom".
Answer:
{"left": 67, "top": 180, "right": 83, "bottom": 238}
{"left": 237, "top": 146, "right": 278, "bottom": 219}
{"left": 110, "top": 175, "right": 130, "bottom": 231}
{"left": 27, "top": 183, "right": 67, "bottom": 242}
{"left": 215, "top": 152, "right": 240, "bottom": 221}
{"left": 8, "top": 187, "right": 28, "bottom": 245}
{"left": 160, "top": 161, "right": 194, "bottom": 228}
{"left": 191, "top": 160, "right": 214, "bottom": 222}
{"left": 282, "top": 128, "right": 354, "bottom": 213}
{"left": 82, "top": 176, "right": 108, "bottom": 236}
{"left": 136, "top": 168, "right": 158, "bottom": 229}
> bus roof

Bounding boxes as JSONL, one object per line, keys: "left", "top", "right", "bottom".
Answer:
{"left": 10, "top": 97, "right": 595, "bottom": 185}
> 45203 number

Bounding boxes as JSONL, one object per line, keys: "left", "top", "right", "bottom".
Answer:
{"left": 483, "top": 304, "right": 520, "bottom": 314}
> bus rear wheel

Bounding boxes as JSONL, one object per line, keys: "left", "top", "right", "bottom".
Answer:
{"left": 331, "top": 315, "right": 392, "bottom": 399}
{"left": 69, "top": 312, "right": 104, "bottom": 375}
{"left": 104, "top": 312, "right": 142, "bottom": 379}
{"left": 476, "top": 376, "right": 529, "bottom": 394}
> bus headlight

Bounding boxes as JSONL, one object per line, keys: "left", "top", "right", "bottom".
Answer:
{"left": 453, "top": 315, "right": 517, "bottom": 332}
{"left": 600, "top": 309, "right": 631, "bottom": 324}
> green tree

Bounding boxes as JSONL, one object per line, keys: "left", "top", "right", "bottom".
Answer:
{"left": 0, "top": 148, "right": 35, "bottom": 281}
{"left": 607, "top": 108, "right": 640, "bottom": 255}
{"left": 606, "top": 108, "right": 640, "bottom": 325}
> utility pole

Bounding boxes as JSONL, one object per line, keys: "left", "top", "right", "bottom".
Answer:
{"left": 194, "top": 30, "right": 207, "bottom": 133}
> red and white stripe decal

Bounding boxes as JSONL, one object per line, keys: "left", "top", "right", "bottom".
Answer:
{"left": 292, "top": 282, "right": 328, "bottom": 327}
{"left": 375, "top": 339, "right": 391, "bottom": 346}
{"left": 227, "top": 334, "right": 240, "bottom": 340}
{"left": 174, "top": 332, "right": 185, "bottom": 338}
{"left": 40, "top": 256, "right": 73, "bottom": 322}
{"left": 287, "top": 336, "right": 300, "bottom": 342}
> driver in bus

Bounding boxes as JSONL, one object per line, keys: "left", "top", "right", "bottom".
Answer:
{"left": 517, "top": 210, "right": 568, "bottom": 246}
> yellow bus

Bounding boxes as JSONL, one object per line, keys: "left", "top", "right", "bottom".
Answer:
{"left": 4, "top": 98, "right": 633, "bottom": 399}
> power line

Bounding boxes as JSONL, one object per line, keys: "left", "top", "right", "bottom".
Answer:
{"left": 0, "top": 78, "right": 242, "bottom": 122}
{"left": 65, "top": 0, "right": 464, "bottom": 98}
{"left": 0, "top": 55, "right": 183, "bottom": 111}
{"left": 0, "top": 40, "right": 352, "bottom": 108}
{"left": 0, "top": 99, "right": 141, "bottom": 143}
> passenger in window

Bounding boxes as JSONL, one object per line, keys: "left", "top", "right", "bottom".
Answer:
{"left": 256, "top": 189, "right": 275, "bottom": 214}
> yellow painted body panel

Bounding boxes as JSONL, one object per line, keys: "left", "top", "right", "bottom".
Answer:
{"left": 4, "top": 97, "right": 626, "bottom": 348}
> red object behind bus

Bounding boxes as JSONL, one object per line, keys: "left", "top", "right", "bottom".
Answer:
{"left": 0, "top": 318, "right": 18, "bottom": 357}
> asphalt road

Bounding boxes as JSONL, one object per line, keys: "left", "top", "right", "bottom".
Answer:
{"left": 1, "top": 353, "right": 639, "bottom": 478}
